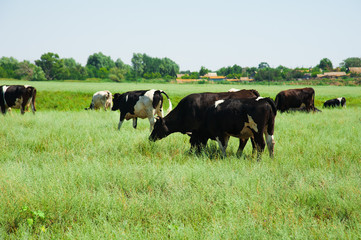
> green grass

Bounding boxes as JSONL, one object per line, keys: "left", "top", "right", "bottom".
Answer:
{"left": 0, "top": 81, "right": 361, "bottom": 239}
{"left": 1, "top": 80, "right": 361, "bottom": 111}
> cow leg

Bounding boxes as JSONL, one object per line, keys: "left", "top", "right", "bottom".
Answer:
{"left": 251, "top": 138, "right": 257, "bottom": 157}
{"left": 148, "top": 116, "right": 155, "bottom": 131}
{"left": 0, "top": 105, "right": 6, "bottom": 115}
{"left": 118, "top": 112, "right": 126, "bottom": 130}
{"left": 30, "top": 101, "right": 36, "bottom": 114}
{"left": 216, "top": 135, "right": 230, "bottom": 157}
{"left": 254, "top": 134, "right": 265, "bottom": 161}
{"left": 147, "top": 109, "right": 156, "bottom": 131}
{"left": 20, "top": 104, "right": 25, "bottom": 115}
{"left": 265, "top": 133, "right": 275, "bottom": 158}
{"left": 133, "top": 118, "right": 137, "bottom": 129}
{"left": 237, "top": 138, "right": 249, "bottom": 157}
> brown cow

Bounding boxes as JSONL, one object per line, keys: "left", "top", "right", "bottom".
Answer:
{"left": 275, "top": 87, "right": 316, "bottom": 113}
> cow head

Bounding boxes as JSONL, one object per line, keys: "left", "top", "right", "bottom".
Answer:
{"left": 149, "top": 117, "right": 169, "bottom": 141}
{"left": 111, "top": 93, "right": 122, "bottom": 111}
{"left": 341, "top": 97, "right": 346, "bottom": 107}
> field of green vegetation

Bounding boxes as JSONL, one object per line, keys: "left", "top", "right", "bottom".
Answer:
{"left": 1, "top": 80, "right": 361, "bottom": 239}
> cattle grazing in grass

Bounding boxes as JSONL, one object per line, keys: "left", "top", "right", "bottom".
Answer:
{"left": 199, "top": 97, "right": 277, "bottom": 159}
{"left": 0, "top": 85, "right": 37, "bottom": 115}
{"left": 275, "top": 87, "right": 316, "bottom": 113}
{"left": 111, "top": 89, "right": 172, "bottom": 131}
{"left": 149, "top": 89, "right": 260, "bottom": 151}
{"left": 323, "top": 97, "right": 346, "bottom": 108}
{"left": 85, "top": 90, "right": 112, "bottom": 111}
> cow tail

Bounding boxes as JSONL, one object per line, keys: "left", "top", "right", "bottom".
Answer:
{"left": 265, "top": 97, "right": 277, "bottom": 117}
{"left": 264, "top": 98, "right": 276, "bottom": 136}
{"left": 274, "top": 94, "right": 279, "bottom": 110}
{"left": 31, "top": 87, "right": 37, "bottom": 112}
{"left": 160, "top": 90, "right": 172, "bottom": 113}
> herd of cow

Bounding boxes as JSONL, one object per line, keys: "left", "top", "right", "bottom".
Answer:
{"left": 1, "top": 84, "right": 347, "bottom": 160}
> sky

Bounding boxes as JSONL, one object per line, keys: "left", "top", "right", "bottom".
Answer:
{"left": 1, "top": 0, "right": 360, "bottom": 71}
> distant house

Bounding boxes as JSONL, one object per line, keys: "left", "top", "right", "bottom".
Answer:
{"left": 317, "top": 72, "right": 347, "bottom": 78}
{"left": 349, "top": 67, "right": 361, "bottom": 74}
{"left": 202, "top": 72, "right": 218, "bottom": 78}
{"left": 176, "top": 74, "right": 185, "bottom": 78}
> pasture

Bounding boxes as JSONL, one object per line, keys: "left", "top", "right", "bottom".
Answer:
{"left": 1, "top": 80, "right": 361, "bottom": 239}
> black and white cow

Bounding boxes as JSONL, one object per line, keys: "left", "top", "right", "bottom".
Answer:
{"left": 111, "top": 89, "right": 172, "bottom": 131}
{"left": 323, "top": 97, "right": 346, "bottom": 108}
{"left": 149, "top": 89, "right": 260, "bottom": 151}
{"left": 85, "top": 90, "right": 112, "bottom": 111}
{"left": 200, "top": 97, "right": 277, "bottom": 159}
{"left": 0, "top": 85, "right": 37, "bottom": 115}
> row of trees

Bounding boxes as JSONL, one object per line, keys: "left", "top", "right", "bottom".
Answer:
{"left": 0, "top": 52, "right": 179, "bottom": 82}
{"left": 0, "top": 53, "right": 360, "bottom": 82}
{"left": 181, "top": 58, "right": 361, "bottom": 81}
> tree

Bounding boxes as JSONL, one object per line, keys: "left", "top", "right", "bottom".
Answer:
{"left": 62, "top": 58, "right": 87, "bottom": 80}
{"left": 258, "top": 62, "right": 270, "bottom": 69}
{"left": 35, "top": 52, "right": 65, "bottom": 80}
{"left": 199, "top": 66, "right": 210, "bottom": 77}
{"left": 86, "top": 52, "right": 115, "bottom": 70}
{"left": 319, "top": 58, "right": 333, "bottom": 71}
{"left": 0, "top": 57, "right": 19, "bottom": 78}
{"left": 340, "top": 57, "right": 361, "bottom": 68}
{"left": 131, "top": 53, "right": 145, "bottom": 78}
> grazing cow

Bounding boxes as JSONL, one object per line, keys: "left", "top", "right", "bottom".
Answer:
{"left": 323, "top": 97, "right": 346, "bottom": 108}
{"left": 200, "top": 97, "right": 277, "bottom": 159}
{"left": 85, "top": 90, "right": 112, "bottom": 111}
{"left": 0, "top": 85, "right": 36, "bottom": 115}
{"left": 149, "top": 89, "right": 260, "bottom": 151}
{"left": 275, "top": 87, "right": 316, "bottom": 113}
{"left": 111, "top": 89, "right": 172, "bottom": 131}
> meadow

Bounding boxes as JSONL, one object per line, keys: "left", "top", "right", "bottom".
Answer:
{"left": 0, "top": 80, "right": 361, "bottom": 239}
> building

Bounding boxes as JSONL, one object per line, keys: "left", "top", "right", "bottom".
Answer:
{"left": 349, "top": 67, "right": 361, "bottom": 74}
{"left": 317, "top": 72, "right": 347, "bottom": 78}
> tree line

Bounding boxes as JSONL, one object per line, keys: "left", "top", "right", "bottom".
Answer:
{"left": 0, "top": 52, "right": 360, "bottom": 82}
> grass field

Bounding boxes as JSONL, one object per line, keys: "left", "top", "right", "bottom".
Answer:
{"left": 1, "top": 80, "right": 361, "bottom": 239}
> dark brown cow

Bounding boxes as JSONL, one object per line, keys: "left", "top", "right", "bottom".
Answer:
{"left": 200, "top": 97, "right": 277, "bottom": 159}
{"left": 0, "top": 85, "right": 37, "bottom": 115}
{"left": 275, "top": 87, "right": 316, "bottom": 113}
{"left": 149, "top": 89, "right": 259, "bottom": 151}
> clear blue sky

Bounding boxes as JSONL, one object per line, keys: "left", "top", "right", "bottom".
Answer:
{"left": 1, "top": 0, "right": 360, "bottom": 71}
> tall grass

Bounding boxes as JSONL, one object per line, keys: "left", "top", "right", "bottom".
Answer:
{"left": 1, "top": 106, "right": 360, "bottom": 238}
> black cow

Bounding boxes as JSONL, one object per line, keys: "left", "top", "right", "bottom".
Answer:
{"left": 199, "top": 97, "right": 277, "bottom": 159}
{"left": 111, "top": 89, "right": 172, "bottom": 131}
{"left": 323, "top": 97, "right": 346, "bottom": 108}
{"left": 149, "top": 89, "right": 260, "bottom": 151}
{"left": 0, "top": 85, "right": 37, "bottom": 115}
{"left": 275, "top": 87, "right": 316, "bottom": 113}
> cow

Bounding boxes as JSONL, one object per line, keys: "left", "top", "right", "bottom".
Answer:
{"left": 149, "top": 89, "right": 260, "bottom": 151}
{"left": 85, "top": 90, "right": 112, "bottom": 111}
{"left": 323, "top": 97, "right": 346, "bottom": 108}
{"left": 0, "top": 85, "right": 36, "bottom": 115}
{"left": 275, "top": 87, "right": 316, "bottom": 113}
{"left": 199, "top": 97, "right": 277, "bottom": 159}
{"left": 111, "top": 89, "right": 172, "bottom": 131}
